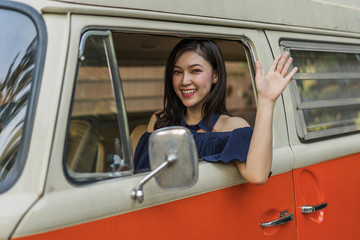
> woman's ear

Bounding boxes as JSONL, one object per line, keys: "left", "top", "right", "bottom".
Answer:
{"left": 212, "top": 71, "right": 219, "bottom": 84}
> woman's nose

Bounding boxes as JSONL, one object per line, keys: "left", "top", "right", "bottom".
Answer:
{"left": 181, "top": 73, "right": 191, "bottom": 85}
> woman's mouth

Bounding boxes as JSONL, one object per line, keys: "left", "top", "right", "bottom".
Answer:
{"left": 181, "top": 89, "right": 197, "bottom": 97}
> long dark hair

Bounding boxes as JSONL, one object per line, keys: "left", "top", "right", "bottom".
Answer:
{"left": 154, "top": 38, "right": 229, "bottom": 130}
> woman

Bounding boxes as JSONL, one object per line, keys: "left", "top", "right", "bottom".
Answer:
{"left": 134, "top": 39, "right": 298, "bottom": 184}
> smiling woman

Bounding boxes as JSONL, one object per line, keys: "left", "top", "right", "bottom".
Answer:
{"left": 133, "top": 39, "right": 298, "bottom": 184}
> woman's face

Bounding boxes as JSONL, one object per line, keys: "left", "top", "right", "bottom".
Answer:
{"left": 172, "top": 51, "right": 217, "bottom": 111}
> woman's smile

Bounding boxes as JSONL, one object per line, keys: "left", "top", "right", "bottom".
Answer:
{"left": 181, "top": 89, "right": 197, "bottom": 97}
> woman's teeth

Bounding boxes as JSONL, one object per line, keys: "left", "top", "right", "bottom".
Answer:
{"left": 182, "top": 89, "right": 197, "bottom": 94}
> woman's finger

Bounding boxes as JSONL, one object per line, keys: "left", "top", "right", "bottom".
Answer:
{"left": 281, "top": 57, "right": 293, "bottom": 76}
{"left": 270, "top": 55, "right": 282, "bottom": 71}
{"left": 275, "top": 52, "right": 290, "bottom": 73}
{"left": 285, "top": 66, "right": 299, "bottom": 82}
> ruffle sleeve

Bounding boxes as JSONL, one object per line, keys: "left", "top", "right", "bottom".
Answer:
{"left": 134, "top": 127, "right": 254, "bottom": 172}
{"left": 194, "top": 127, "right": 253, "bottom": 163}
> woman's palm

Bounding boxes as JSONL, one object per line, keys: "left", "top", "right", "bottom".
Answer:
{"left": 255, "top": 52, "right": 298, "bottom": 102}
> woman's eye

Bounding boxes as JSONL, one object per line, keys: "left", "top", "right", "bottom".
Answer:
{"left": 192, "top": 69, "right": 202, "bottom": 73}
{"left": 173, "top": 70, "right": 181, "bottom": 74}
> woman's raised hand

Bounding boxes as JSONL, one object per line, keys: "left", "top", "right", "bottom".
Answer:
{"left": 255, "top": 52, "right": 298, "bottom": 103}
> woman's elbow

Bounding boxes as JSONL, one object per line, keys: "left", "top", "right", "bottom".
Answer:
{"left": 246, "top": 175, "right": 268, "bottom": 185}
{"left": 235, "top": 161, "right": 270, "bottom": 185}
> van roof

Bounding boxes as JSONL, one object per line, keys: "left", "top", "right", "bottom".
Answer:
{"left": 28, "top": 0, "right": 360, "bottom": 35}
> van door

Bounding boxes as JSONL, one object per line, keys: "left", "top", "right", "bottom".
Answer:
{"left": 13, "top": 13, "right": 296, "bottom": 239}
{"left": 266, "top": 31, "right": 360, "bottom": 239}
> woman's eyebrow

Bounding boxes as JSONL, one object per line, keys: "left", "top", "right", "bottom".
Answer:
{"left": 189, "top": 64, "right": 203, "bottom": 68}
{"left": 174, "top": 64, "right": 203, "bottom": 68}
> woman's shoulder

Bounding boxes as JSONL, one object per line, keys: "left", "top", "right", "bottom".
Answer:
{"left": 146, "top": 112, "right": 157, "bottom": 132}
{"left": 214, "top": 114, "right": 250, "bottom": 132}
{"left": 147, "top": 110, "right": 163, "bottom": 132}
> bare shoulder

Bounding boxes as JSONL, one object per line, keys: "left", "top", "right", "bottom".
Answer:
{"left": 147, "top": 111, "right": 160, "bottom": 132}
{"left": 214, "top": 114, "right": 250, "bottom": 132}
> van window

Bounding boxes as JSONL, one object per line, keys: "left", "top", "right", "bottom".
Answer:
{"left": 282, "top": 41, "right": 360, "bottom": 141}
{"left": 65, "top": 31, "right": 256, "bottom": 182}
{"left": 65, "top": 31, "right": 132, "bottom": 182}
{"left": 0, "top": 8, "right": 40, "bottom": 191}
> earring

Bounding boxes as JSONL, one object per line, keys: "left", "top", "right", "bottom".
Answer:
{"left": 213, "top": 78, "right": 217, "bottom": 83}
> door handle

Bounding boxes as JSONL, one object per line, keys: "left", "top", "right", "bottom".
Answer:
{"left": 301, "top": 202, "right": 327, "bottom": 213}
{"left": 260, "top": 211, "right": 294, "bottom": 228}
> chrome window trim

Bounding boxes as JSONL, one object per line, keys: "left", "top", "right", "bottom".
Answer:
{"left": 80, "top": 30, "right": 133, "bottom": 170}
{"left": 295, "top": 72, "right": 360, "bottom": 80}
{"left": 281, "top": 40, "right": 360, "bottom": 53}
{"left": 298, "top": 98, "right": 360, "bottom": 110}
{"left": 104, "top": 31, "right": 133, "bottom": 171}
{"left": 301, "top": 125, "right": 360, "bottom": 140}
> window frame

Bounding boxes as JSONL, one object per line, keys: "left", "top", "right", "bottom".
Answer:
{"left": 63, "top": 27, "right": 258, "bottom": 184}
{"left": 0, "top": 0, "right": 47, "bottom": 194}
{"left": 63, "top": 30, "right": 133, "bottom": 184}
{"left": 281, "top": 40, "right": 360, "bottom": 141}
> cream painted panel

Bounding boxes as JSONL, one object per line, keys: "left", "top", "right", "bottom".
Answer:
{"left": 0, "top": 13, "right": 70, "bottom": 239}
{"left": 0, "top": 193, "right": 38, "bottom": 239}
{"left": 51, "top": 0, "right": 360, "bottom": 34}
{"left": 265, "top": 30, "right": 360, "bottom": 169}
{"left": 14, "top": 163, "right": 242, "bottom": 236}
{"left": 23, "top": 13, "right": 71, "bottom": 195}
{"left": 14, "top": 14, "right": 294, "bottom": 237}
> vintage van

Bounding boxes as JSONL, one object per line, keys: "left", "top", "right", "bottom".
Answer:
{"left": 1, "top": 0, "right": 360, "bottom": 239}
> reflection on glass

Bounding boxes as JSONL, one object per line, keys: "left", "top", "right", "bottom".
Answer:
{"left": 0, "top": 9, "right": 37, "bottom": 184}
{"left": 292, "top": 50, "right": 360, "bottom": 74}
{"left": 66, "top": 35, "right": 131, "bottom": 182}
{"left": 296, "top": 78, "right": 360, "bottom": 102}
{"left": 290, "top": 48, "right": 360, "bottom": 138}
{"left": 304, "top": 105, "right": 360, "bottom": 132}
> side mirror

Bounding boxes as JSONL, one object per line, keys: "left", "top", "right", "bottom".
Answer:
{"left": 131, "top": 126, "right": 198, "bottom": 203}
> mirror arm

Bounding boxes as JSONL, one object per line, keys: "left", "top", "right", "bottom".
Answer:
{"left": 131, "top": 154, "right": 177, "bottom": 203}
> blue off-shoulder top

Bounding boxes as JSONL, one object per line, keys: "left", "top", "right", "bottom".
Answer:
{"left": 133, "top": 113, "right": 253, "bottom": 172}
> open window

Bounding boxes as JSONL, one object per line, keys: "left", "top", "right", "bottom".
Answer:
{"left": 113, "top": 33, "right": 256, "bottom": 149}
{"left": 64, "top": 31, "right": 256, "bottom": 182}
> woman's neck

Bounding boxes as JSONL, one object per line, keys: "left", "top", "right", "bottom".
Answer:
{"left": 185, "top": 108, "right": 203, "bottom": 125}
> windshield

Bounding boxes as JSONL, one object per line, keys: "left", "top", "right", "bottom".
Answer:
{"left": 0, "top": 7, "right": 39, "bottom": 191}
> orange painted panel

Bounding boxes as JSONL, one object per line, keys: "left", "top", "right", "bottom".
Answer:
{"left": 15, "top": 172, "right": 296, "bottom": 240}
{"left": 294, "top": 153, "right": 360, "bottom": 240}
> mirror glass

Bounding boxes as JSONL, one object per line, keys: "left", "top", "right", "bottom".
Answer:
{"left": 149, "top": 127, "right": 198, "bottom": 189}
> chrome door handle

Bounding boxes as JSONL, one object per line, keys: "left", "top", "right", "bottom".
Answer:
{"left": 260, "top": 211, "right": 294, "bottom": 228}
{"left": 301, "top": 202, "right": 327, "bottom": 213}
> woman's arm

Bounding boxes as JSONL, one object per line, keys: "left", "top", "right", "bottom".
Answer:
{"left": 235, "top": 52, "right": 298, "bottom": 184}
